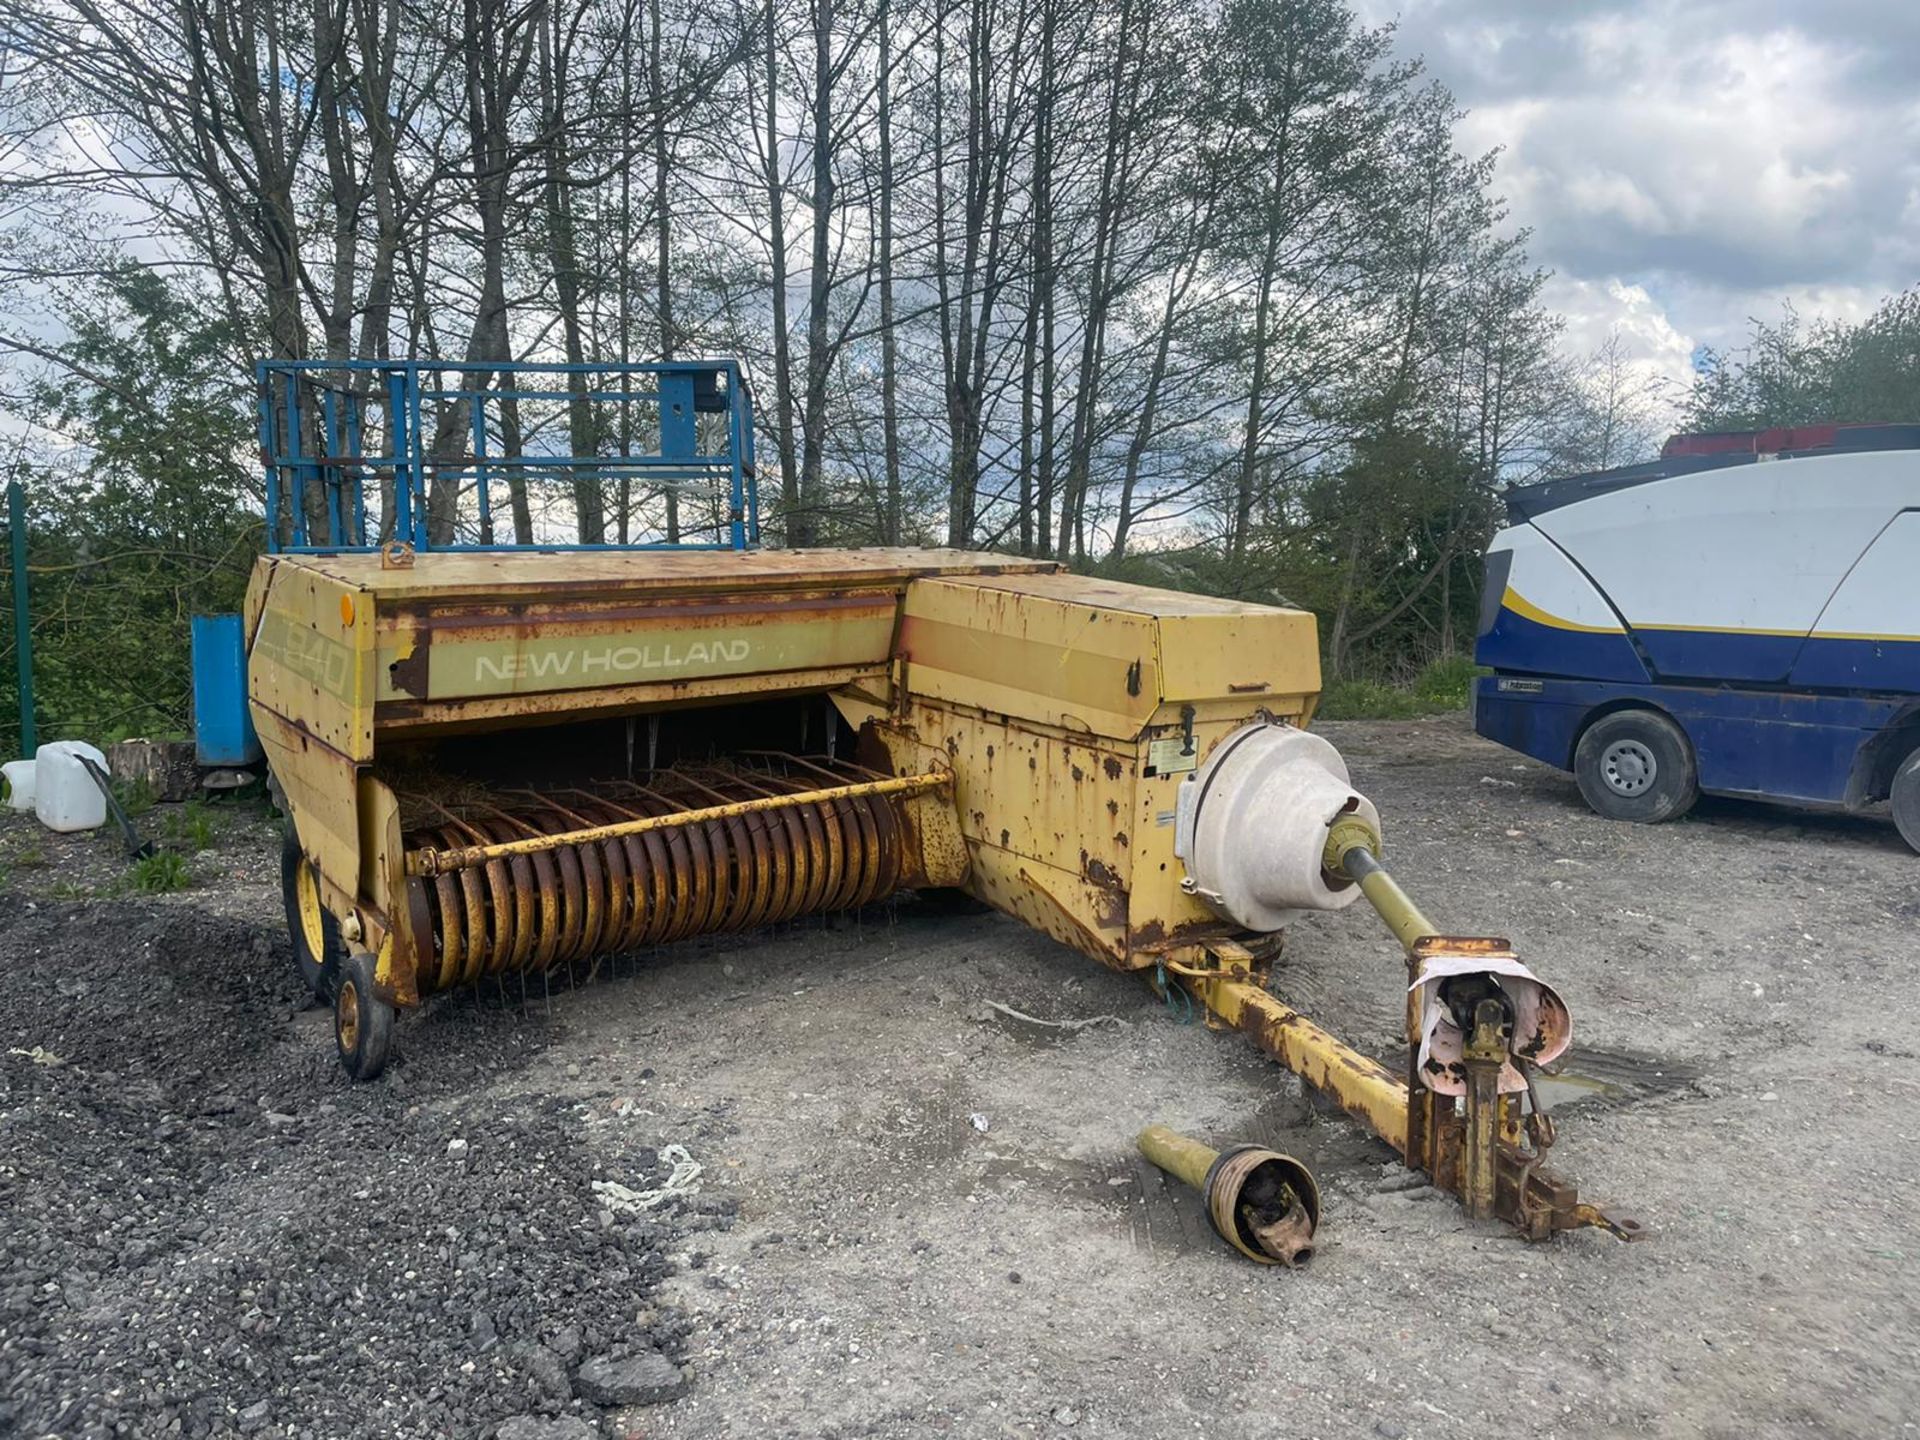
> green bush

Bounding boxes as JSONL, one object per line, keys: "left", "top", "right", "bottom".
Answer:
{"left": 1317, "top": 655, "right": 1484, "bottom": 720}
{"left": 1412, "top": 654, "right": 1483, "bottom": 708}
{"left": 1316, "top": 679, "right": 1433, "bottom": 720}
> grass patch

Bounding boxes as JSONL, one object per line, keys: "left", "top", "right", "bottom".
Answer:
{"left": 1412, "top": 653, "right": 1482, "bottom": 709}
{"left": 1317, "top": 656, "right": 1485, "bottom": 721}
{"left": 165, "top": 800, "right": 216, "bottom": 851}
{"left": 10, "top": 841, "right": 48, "bottom": 869}
{"left": 1316, "top": 679, "right": 1439, "bottom": 720}
{"left": 113, "top": 777, "right": 158, "bottom": 818}
{"left": 131, "top": 850, "right": 192, "bottom": 894}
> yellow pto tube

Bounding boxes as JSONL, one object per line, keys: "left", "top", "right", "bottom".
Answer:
{"left": 1136, "top": 1124, "right": 1319, "bottom": 1267}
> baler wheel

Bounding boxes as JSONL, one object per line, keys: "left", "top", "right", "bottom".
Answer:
{"left": 282, "top": 828, "right": 343, "bottom": 1001}
{"left": 333, "top": 950, "right": 393, "bottom": 1082}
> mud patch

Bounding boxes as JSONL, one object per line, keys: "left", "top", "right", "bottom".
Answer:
{"left": 1531, "top": 1046, "right": 1699, "bottom": 1111}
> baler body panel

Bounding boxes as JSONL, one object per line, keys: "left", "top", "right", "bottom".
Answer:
{"left": 248, "top": 545, "right": 1323, "bottom": 1002}
{"left": 879, "top": 571, "right": 1324, "bottom": 968}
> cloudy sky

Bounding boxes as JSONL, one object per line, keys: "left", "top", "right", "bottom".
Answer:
{"left": 1357, "top": 0, "right": 1920, "bottom": 409}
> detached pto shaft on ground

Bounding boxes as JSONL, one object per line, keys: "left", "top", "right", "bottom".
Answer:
{"left": 1136, "top": 1124, "right": 1320, "bottom": 1267}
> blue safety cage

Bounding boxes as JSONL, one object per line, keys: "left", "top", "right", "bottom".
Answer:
{"left": 256, "top": 359, "right": 759, "bottom": 554}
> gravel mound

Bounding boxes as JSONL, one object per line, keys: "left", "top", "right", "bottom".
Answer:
{"left": 0, "top": 898, "right": 706, "bottom": 1438}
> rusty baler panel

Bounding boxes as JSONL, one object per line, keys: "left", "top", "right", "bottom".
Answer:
{"left": 874, "top": 706, "right": 1138, "bottom": 962}
{"left": 290, "top": 546, "right": 1061, "bottom": 606}
{"left": 898, "top": 576, "right": 1161, "bottom": 738}
{"left": 246, "top": 558, "right": 380, "bottom": 908}
{"left": 247, "top": 559, "right": 378, "bottom": 761}
{"left": 901, "top": 572, "right": 1323, "bottom": 735}
{"left": 865, "top": 574, "right": 1328, "bottom": 970}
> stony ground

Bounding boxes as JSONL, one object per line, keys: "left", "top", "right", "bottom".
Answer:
{"left": 3, "top": 717, "right": 1916, "bottom": 1439}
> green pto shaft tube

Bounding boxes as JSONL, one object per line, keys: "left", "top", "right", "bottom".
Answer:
{"left": 1323, "top": 814, "right": 1437, "bottom": 956}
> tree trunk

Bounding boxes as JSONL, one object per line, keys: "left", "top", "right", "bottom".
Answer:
{"left": 765, "top": 1, "right": 803, "bottom": 543}
{"left": 1034, "top": 0, "right": 1055, "bottom": 559}
{"left": 650, "top": 0, "right": 679, "bottom": 540}
{"left": 877, "top": 0, "right": 902, "bottom": 546}
{"left": 539, "top": 8, "right": 604, "bottom": 544}
{"left": 797, "top": 0, "right": 835, "bottom": 546}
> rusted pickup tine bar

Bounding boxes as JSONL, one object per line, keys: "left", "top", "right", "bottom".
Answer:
{"left": 406, "top": 769, "right": 950, "bottom": 876}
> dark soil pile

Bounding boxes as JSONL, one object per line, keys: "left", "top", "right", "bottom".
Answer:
{"left": 0, "top": 899, "right": 703, "bottom": 1439}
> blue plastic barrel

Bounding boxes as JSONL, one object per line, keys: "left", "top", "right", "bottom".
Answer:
{"left": 191, "top": 613, "right": 262, "bottom": 766}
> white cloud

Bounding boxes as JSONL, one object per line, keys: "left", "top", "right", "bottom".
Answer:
{"left": 1541, "top": 276, "right": 1695, "bottom": 422}
{"left": 1362, "top": 0, "right": 1920, "bottom": 395}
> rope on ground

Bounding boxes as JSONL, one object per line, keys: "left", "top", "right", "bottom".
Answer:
{"left": 982, "top": 1000, "right": 1126, "bottom": 1032}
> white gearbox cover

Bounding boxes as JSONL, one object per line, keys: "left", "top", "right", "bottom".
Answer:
{"left": 1173, "top": 723, "right": 1379, "bottom": 932}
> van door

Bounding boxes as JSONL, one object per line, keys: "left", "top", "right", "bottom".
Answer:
{"left": 1789, "top": 510, "right": 1920, "bottom": 693}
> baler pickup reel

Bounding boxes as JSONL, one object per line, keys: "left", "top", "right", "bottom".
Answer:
{"left": 1169, "top": 726, "right": 1643, "bottom": 1243}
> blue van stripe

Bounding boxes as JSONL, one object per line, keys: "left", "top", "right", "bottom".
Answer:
{"left": 1789, "top": 634, "right": 1920, "bottom": 691}
{"left": 1635, "top": 626, "right": 1803, "bottom": 684}
{"left": 1474, "top": 605, "right": 1650, "bottom": 683}
{"left": 1480, "top": 601, "right": 1920, "bottom": 693}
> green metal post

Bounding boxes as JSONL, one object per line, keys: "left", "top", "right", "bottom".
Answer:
{"left": 8, "top": 480, "right": 34, "bottom": 755}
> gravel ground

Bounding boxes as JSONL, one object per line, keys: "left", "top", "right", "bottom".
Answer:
{"left": 0, "top": 807, "right": 718, "bottom": 1439}
{"left": 3, "top": 715, "right": 1916, "bottom": 1438}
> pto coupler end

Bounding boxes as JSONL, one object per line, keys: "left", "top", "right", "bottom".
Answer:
{"left": 1136, "top": 1124, "right": 1320, "bottom": 1267}
{"left": 1316, "top": 814, "right": 1644, "bottom": 1240}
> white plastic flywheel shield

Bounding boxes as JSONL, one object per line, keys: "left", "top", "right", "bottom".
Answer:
{"left": 1173, "top": 723, "right": 1380, "bottom": 932}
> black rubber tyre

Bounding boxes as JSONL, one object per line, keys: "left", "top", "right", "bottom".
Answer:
{"left": 333, "top": 949, "right": 394, "bottom": 1082}
{"left": 1892, "top": 749, "right": 1920, "bottom": 854}
{"left": 282, "top": 827, "right": 345, "bottom": 1001}
{"left": 1573, "top": 709, "right": 1699, "bottom": 824}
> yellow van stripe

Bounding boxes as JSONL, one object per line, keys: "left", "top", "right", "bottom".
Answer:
{"left": 1501, "top": 587, "right": 1622, "bottom": 634}
{"left": 1506, "top": 588, "right": 1920, "bottom": 645}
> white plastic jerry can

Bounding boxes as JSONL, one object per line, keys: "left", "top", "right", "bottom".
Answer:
{"left": 33, "top": 741, "right": 109, "bottom": 833}
{"left": 1, "top": 758, "right": 34, "bottom": 813}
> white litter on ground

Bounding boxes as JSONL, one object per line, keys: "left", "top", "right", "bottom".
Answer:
{"left": 593, "top": 1144, "right": 703, "bottom": 1212}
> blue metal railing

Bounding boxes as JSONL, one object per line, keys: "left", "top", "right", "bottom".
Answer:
{"left": 256, "top": 359, "right": 759, "bottom": 554}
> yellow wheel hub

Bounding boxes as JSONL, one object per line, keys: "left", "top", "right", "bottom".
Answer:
{"left": 337, "top": 979, "right": 361, "bottom": 1053}
{"left": 296, "top": 859, "right": 327, "bottom": 961}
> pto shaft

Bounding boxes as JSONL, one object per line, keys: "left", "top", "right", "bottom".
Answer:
{"left": 1136, "top": 1125, "right": 1319, "bottom": 1267}
{"left": 1323, "top": 814, "right": 1435, "bottom": 954}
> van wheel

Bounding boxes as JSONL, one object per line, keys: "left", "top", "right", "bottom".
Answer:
{"left": 1892, "top": 750, "right": 1920, "bottom": 854}
{"left": 1574, "top": 710, "right": 1699, "bottom": 824}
